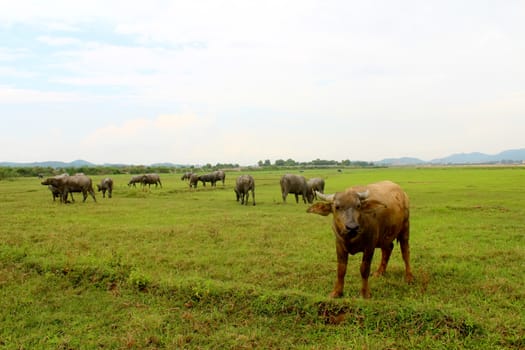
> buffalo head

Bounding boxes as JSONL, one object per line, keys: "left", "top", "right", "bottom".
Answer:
{"left": 307, "top": 189, "right": 386, "bottom": 237}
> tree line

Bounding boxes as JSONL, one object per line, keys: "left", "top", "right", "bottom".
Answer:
{"left": 257, "top": 158, "right": 374, "bottom": 168}
{"left": 0, "top": 158, "right": 375, "bottom": 179}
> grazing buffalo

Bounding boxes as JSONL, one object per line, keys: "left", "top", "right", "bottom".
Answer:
{"left": 307, "top": 178, "right": 325, "bottom": 200}
{"left": 142, "top": 173, "right": 162, "bottom": 188}
{"left": 128, "top": 175, "right": 144, "bottom": 187}
{"left": 199, "top": 173, "right": 217, "bottom": 187}
{"left": 307, "top": 180, "right": 413, "bottom": 298}
{"left": 197, "top": 170, "right": 226, "bottom": 187}
{"left": 280, "top": 174, "right": 312, "bottom": 204}
{"left": 189, "top": 173, "right": 200, "bottom": 188}
{"left": 181, "top": 172, "right": 193, "bottom": 181}
{"left": 42, "top": 174, "right": 97, "bottom": 203}
{"left": 199, "top": 173, "right": 216, "bottom": 187}
{"left": 214, "top": 170, "right": 226, "bottom": 186}
{"left": 47, "top": 185, "right": 62, "bottom": 201}
{"left": 97, "top": 177, "right": 113, "bottom": 198}
{"left": 43, "top": 173, "right": 70, "bottom": 201}
{"left": 234, "top": 175, "right": 255, "bottom": 206}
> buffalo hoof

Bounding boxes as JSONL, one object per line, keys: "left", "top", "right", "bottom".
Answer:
{"left": 372, "top": 271, "right": 384, "bottom": 278}
{"left": 405, "top": 272, "right": 414, "bottom": 283}
{"left": 329, "top": 291, "right": 343, "bottom": 298}
{"left": 360, "top": 288, "right": 371, "bottom": 299}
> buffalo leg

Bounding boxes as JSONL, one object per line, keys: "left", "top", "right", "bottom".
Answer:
{"left": 88, "top": 189, "right": 97, "bottom": 202}
{"left": 399, "top": 219, "right": 413, "bottom": 283}
{"left": 330, "top": 245, "right": 348, "bottom": 298}
{"left": 251, "top": 189, "right": 256, "bottom": 206}
{"left": 374, "top": 243, "right": 394, "bottom": 277}
{"left": 294, "top": 193, "right": 299, "bottom": 203}
{"left": 360, "top": 250, "right": 374, "bottom": 298}
{"left": 399, "top": 236, "right": 413, "bottom": 283}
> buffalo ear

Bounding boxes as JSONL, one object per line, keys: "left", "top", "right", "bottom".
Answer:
{"left": 307, "top": 202, "right": 332, "bottom": 216}
{"left": 361, "top": 199, "right": 387, "bottom": 212}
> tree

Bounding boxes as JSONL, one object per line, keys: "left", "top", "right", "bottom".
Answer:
{"left": 284, "top": 158, "right": 297, "bottom": 166}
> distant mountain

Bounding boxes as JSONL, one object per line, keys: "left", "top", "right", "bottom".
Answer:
{"left": 430, "top": 148, "right": 525, "bottom": 164}
{"left": 375, "top": 157, "right": 426, "bottom": 166}
{"left": 0, "top": 159, "right": 188, "bottom": 168}
{"left": 2, "top": 148, "right": 524, "bottom": 168}
{"left": 150, "top": 162, "right": 187, "bottom": 168}
{"left": 377, "top": 148, "right": 525, "bottom": 166}
{"left": 0, "top": 159, "right": 96, "bottom": 168}
{"left": 430, "top": 152, "right": 488, "bottom": 164}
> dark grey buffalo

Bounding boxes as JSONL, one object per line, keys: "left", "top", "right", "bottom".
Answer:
{"left": 199, "top": 173, "right": 217, "bottom": 187}
{"left": 42, "top": 174, "right": 96, "bottom": 203}
{"left": 47, "top": 185, "right": 62, "bottom": 201}
{"left": 307, "top": 178, "right": 325, "bottom": 200}
{"left": 43, "top": 173, "right": 70, "bottom": 201}
{"left": 181, "top": 172, "right": 193, "bottom": 181}
{"left": 280, "top": 174, "right": 312, "bottom": 204}
{"left": 142, "top": 173, "right": 162, "bottom": 188}
{"left": 97, "top": 177, "right": 113, "bottom": 198}
{"left": 128, "top": 175, "right": 144, "bottom": 187}
{"left": 197, "top": 170, "right": 225, "bottom": 187}
{"left": 189, "top": 173, "right": 200, "bottom": 188}
{"left": 235, "top": 175, "right": 255, "bottom": 206}
{"left": 214, "top": 170, "right": 226, "bottom": 186}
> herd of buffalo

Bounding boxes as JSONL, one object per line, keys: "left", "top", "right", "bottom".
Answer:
{"left": 40, "top": 172, "right": 324, "bottom": 206}
{"left": 40, "top": 171, "right": 413, "bottom": 298}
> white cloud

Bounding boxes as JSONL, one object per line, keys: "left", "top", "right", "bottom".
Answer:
{"left": 37, "top": 35, "right": 81, "bottom": 46}
{"left": 0, "top": 48, "right": 30, "bottom": 61}
{"left": 80, "top": 114, "right": 217, "bottom": 164}
{"left": 0, "top": 85, "right": 80, "bottom": 103}
{"left": 0, "top": 67, "right": 35, "bottom": 78}
{"left": 0, "top": 1, "right": 524, "bottom": 164}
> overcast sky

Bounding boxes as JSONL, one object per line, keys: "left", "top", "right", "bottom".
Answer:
{"left": 1, "top": 1, "right": 524, "bottom": 165}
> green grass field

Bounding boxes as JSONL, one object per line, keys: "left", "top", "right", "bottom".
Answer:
{"left": 0, "top": 167, "right": 524, "bottom": 349}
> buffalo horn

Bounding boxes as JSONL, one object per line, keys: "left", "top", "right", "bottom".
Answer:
{"left": 357, "top": 190, "right": 369, "bottom": 200}
{"left": 316, "top": 191, "right": 334, "bottom": 202}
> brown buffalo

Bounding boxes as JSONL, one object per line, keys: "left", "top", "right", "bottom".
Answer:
{"left": 42, "top": 174, "right": 97, "bottom": 203}
{"left": 307, "top": 180, "right": 412, "bottom": 298}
